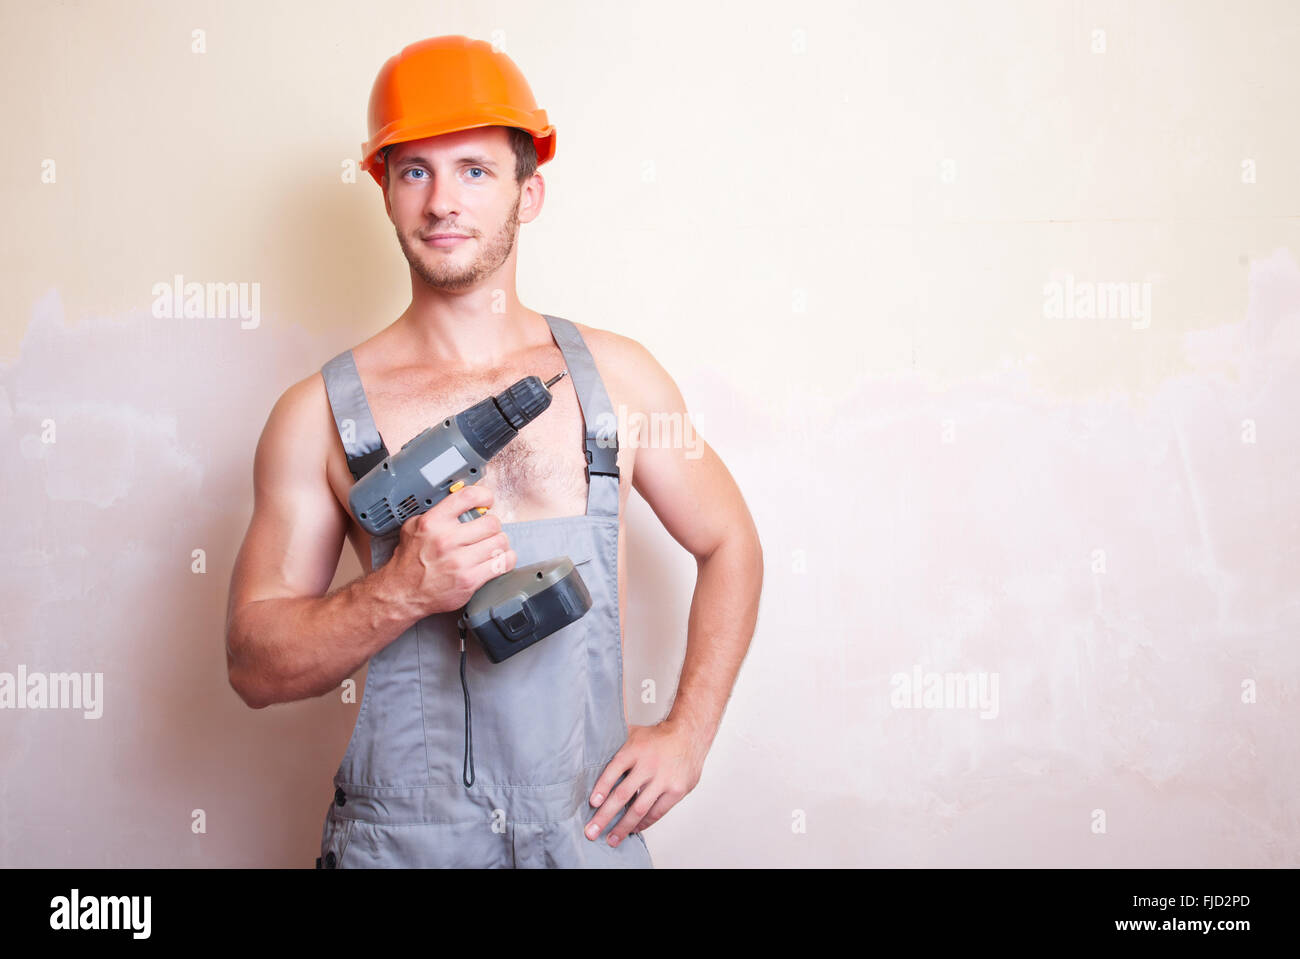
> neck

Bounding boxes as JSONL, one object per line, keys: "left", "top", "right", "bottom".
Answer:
{"left": 394, "top": 293, "right": 547, "bottom": 371}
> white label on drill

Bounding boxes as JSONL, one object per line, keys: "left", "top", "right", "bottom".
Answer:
{"left": 419, "top": 446, "right": 469, "bottom": 489}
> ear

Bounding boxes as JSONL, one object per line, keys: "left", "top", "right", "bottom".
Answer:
{"left": 517, "top": 172, "right": 545, "bottom": 225}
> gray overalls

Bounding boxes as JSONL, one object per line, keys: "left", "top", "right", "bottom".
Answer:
{"left": 314, "top": 314, "right": 653, "bottom": 868}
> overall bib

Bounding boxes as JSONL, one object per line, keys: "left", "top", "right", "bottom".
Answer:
{"left": 314, "top": 314, "right": 653, "bottom": 869}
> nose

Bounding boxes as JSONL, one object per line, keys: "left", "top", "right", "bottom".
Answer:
{"left": 424, "top": 168, "right": 461, "bottom": 223}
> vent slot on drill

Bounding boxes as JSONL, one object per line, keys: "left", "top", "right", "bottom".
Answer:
{"left": 363, "top": 500, "right": 394, "bottom": 529}
{"left": 395, "top": 495, "right": 420, "bottom": 520}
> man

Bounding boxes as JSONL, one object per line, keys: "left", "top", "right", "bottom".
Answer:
{"left": 225, "top": 35, "right": 763, "bottom": 868}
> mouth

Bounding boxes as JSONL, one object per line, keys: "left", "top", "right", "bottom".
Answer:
{"left": 422, "top": 233, "right": 471, "bottom": 248}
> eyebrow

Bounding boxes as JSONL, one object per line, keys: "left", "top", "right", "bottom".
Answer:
{"left": 392, "top": 154, "right": 498, "bottom": 170}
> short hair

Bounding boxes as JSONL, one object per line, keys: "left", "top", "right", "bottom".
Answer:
{"left": 381, "top": 126, "right": 539, "bottom": 188}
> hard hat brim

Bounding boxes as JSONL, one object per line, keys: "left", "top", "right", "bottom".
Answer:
{"left": 361, "top": 112, "right": 556, "bottom": 185}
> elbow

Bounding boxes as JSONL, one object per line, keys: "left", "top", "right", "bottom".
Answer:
{"left": 227, "top": 662, "right": 270, "bottom": 710}
{"left": 229, "top": 671, "right": 271, "bottom": 710}
{"left": 226, "top": 631, "right": 272, "bottom": 710}
{"left": 700, "top": 518, "right": 764, "bottom": 581}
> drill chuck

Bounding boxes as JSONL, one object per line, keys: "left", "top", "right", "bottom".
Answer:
{"left": 458, "top": 375, "right": 554, "bottom": 460}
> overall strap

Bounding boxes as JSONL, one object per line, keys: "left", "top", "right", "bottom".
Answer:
{"left": 543, "top": 315, "right": 620, "bottom": 518}
{"left": 320, "top": 349, "right": 390, "bottom": 481}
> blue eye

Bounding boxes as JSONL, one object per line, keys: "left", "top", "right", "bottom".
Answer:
{"left": 404, "top": 167, "right": 427, "bottom": 180}
{"left": 467, "top": 167, "right": 485, "bottom": 179}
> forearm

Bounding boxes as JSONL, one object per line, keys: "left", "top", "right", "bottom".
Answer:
{"left": 227, "top": 566, "right": 420, "bottom": 708}
{"left": 664, "top": 526, "right": 763, "bottom": 747}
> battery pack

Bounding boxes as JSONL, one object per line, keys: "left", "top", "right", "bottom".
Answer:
{"left": 463, "top": 557, "right": 593, "bottom": 663}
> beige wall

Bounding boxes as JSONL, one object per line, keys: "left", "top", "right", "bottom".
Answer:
{"left": 1, "top": 0, "right": 1296, "bottom": 866}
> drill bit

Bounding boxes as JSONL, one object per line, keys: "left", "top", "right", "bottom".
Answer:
{"left": 544, "top": 370, "right": 567, "bottom": 388}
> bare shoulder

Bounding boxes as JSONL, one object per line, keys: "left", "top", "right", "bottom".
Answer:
{"left": 571, "top": 321, "right": 684, "bottom": 416}
{"left": 570, "top": 321, "right": 643, "bottom": 363}
{"left": 266, "top": 369, "right": 333, "bottom": 438}
{"left": 254, "top": 367, "right": 339, "bottom": 481}
{"left": 570, "top": 321, "right": 672, "bottom": 410}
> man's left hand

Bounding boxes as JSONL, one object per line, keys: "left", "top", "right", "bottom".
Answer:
{"left": 584, "top": 720, "right": 707, "bottom": 846}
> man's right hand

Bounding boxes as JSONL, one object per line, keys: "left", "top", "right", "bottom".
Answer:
{"left": 381, "top": 483, "right": 517, "bottom": 619}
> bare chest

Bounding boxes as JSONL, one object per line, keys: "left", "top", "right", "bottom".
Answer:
{"left": 328, "top": 364, "right": 592, "bottom": 535}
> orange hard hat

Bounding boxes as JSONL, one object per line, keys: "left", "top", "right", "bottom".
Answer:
{"left": 360, "top": 35, "right": 556, "bottom": 187}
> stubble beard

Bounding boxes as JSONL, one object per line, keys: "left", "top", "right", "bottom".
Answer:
{"left": 396, "top": 190, "right": 522, "bottom": 293}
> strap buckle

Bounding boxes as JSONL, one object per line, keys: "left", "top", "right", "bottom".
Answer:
{"left": 584, "top": 436, "right": 619, "bottom": 482}
{"left": 347, "top": 439, "right": 390, "bottom": 482}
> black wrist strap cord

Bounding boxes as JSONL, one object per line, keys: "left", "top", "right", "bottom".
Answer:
{"left": 457, "top": 614, "right": 475, "bottom": 788}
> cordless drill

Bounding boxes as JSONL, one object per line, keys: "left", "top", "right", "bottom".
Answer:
{"left": 347, "top": 371, "right": 593, "bottom": 662}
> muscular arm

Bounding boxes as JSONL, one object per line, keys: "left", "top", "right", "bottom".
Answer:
{"left": 620, "top": 338, "right": 764, "bottom": 749}
{"left": 225, "top": 375, "right": 419, "bottom": 709}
